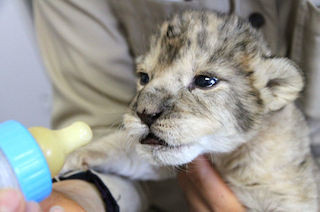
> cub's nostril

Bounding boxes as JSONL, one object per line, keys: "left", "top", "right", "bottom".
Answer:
{"left": 137, "top": 111, "right": 162, "bottom": 127}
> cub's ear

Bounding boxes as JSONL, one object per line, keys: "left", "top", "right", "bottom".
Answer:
{"left": 252, "top": 58, "right": 304, "bottom": 112}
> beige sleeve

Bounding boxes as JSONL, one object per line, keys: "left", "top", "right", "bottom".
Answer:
{"left": 301, "top": 2, "right": 320, "bottom": 119}
{"left": 290, "top": 1, "right": 320, "bottom": 120}
{"left": 287, "top": 1, "right": 320, "bottom": 146}
{"left": 33, "top": 0, "right": 136, "bottom": 140}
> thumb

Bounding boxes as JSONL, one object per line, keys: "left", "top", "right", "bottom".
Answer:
{"left": 0, "top": 189, "right": 26, "bottom": 212}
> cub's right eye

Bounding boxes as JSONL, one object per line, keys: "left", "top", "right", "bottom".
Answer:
{"left": 139, "top": 72, "right": 149, "bottom": 85}
{"left": 194, "top": 75, "right": 219, "bottom": 88}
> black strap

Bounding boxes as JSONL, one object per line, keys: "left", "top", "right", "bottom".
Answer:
{"left": 53, "top": 170, "right": 119, "bottom": 212}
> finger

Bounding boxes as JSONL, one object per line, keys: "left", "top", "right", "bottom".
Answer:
{"left": 0, "top": 189, "right": 26, "bottom": 212}
{"left": 178, "top": 172, "right": 211, "bottom": 212}
{"left": 187, "top": 155, "right": 245, "bottom": 212}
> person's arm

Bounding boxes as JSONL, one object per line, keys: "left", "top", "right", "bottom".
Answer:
{"left": 178, "top": 155, "right": 245, "bottom": 212}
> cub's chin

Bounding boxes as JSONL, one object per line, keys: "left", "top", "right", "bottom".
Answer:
{"left": 136, "top": 133, "right": 205, "bottom": 166}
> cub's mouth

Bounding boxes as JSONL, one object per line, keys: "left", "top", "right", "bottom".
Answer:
{"left": 140, "top": 133, "right": 168, "bottom": 146}
{"left": 140, "top": 133, "right": 192, "bottom": 152}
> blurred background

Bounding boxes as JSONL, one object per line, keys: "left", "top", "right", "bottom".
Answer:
{"left": 0, "top": 0, "right": 52, "bottom": 127}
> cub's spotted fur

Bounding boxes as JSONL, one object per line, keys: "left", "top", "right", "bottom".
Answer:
{"left": 63, "top": 11, "right": 319, "bottom": 211}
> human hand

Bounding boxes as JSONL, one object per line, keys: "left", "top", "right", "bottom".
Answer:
{"left": 0, "top": 189, "right": 41, "bottom": 212}
{"left": 0, "top": 180, "right": 105, "bottom": 212}
{"left": 0, "top": 188, "right": 77, "bottom": 212}
{"left": 178, "top": 155, "right": 245, "bottom": 212}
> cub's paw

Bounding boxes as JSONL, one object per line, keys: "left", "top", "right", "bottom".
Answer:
{"left": 60, "top": 148, "right": 106, "bottom": 174}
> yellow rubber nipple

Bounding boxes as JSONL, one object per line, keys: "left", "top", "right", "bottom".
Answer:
{"left": 28, "top": 122, "right": 92, "bottom": 177}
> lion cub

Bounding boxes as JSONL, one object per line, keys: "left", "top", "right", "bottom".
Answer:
{"left": 63, "top": 11, "right": 319, "bottom": 211}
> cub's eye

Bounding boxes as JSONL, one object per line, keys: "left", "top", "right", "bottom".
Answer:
{"left": 139, "top": 72, "right": 149, "bottom": 85}
{"left": 194, "top": 75, "right": 219, "bottom": 88}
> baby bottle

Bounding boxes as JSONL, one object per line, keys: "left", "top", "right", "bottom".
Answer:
{"left": 0, "top": 120, "right": 92, "bottom": 202}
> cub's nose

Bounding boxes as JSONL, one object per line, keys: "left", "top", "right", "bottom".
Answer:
{"left": 137, "top": 111, "right": 162, "bottom": 127}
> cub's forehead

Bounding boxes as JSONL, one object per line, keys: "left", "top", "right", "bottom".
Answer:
{"left": 138, "top": 11, "right": 269, "bottom": 74}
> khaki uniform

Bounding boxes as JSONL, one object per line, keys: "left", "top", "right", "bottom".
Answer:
{"left": 33, "top": 0, "right": 320, "bottom": 210}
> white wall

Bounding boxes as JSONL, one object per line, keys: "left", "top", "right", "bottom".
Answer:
{"left": 0, "top": 1, "right": 52, "bottom": 128}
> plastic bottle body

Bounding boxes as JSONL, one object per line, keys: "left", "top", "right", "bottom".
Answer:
{"left": 0, "top": 150, "right": 20, "bottom": 190}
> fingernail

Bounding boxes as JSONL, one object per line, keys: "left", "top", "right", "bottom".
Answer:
{"left": 0, "top": 189, "right": 21, "bottom": 212}
{"left": 49, "top": 205, "right": 64, "bottom": 212}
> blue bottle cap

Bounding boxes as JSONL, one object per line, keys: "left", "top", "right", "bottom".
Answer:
{"left": 0, "top": 120, "right": 52, "bottom": 202}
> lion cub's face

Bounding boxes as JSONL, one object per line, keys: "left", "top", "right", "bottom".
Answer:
{"left": 124, "top": 11, "right": 303, "bottom": 166}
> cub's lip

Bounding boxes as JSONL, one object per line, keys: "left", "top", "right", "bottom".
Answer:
{"left": 140, "top": 133, "right": 169, "bottom": 146}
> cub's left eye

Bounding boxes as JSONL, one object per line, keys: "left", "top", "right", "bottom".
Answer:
{"left": 139, "top": 72, "right": 149, "bottom": 85}
{"left": 194, "top": 75, "right": 219, "bottom": 88}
